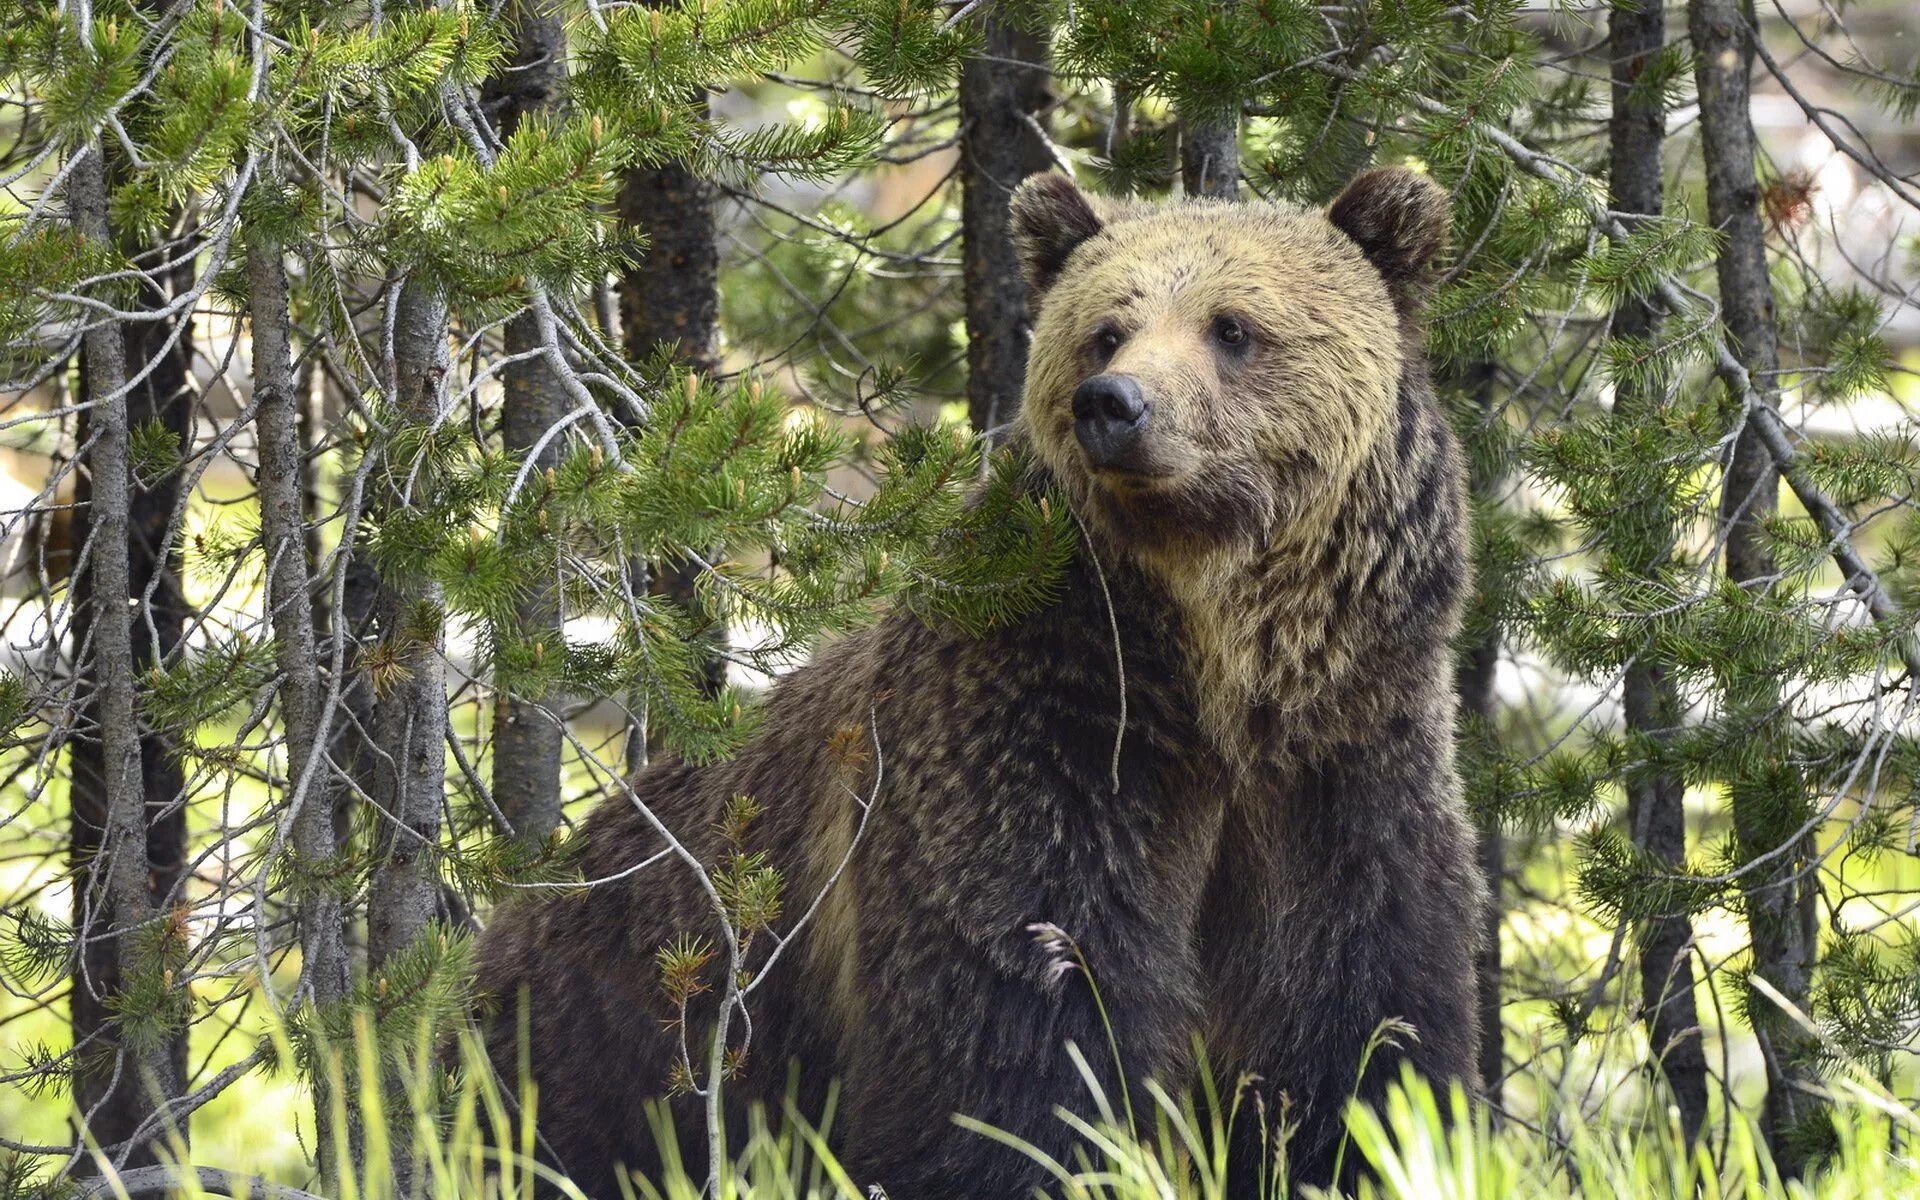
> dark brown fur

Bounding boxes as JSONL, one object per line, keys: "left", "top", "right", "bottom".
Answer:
{"left": 475, "top": 170, "right": 1482, "bottom": 1198}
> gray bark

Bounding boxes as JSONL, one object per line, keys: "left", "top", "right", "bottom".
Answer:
{"left": 1620, "top": 666, "right": 1709, "bottom": 1142}
{"left": 618, "top": 120, "right": 720, "bottom": 373}
{"left": 1690, "top": 0, "right": 1821, "bottom": 1170}
{"left": 67, "top": 5, "right": 195, "bottom": 1142}
{"left": 959, "top": 11, "right": 1054, "bottom": 434}
{"left": 618, "top": 85, "right": 726, "bottom": 764}
{"left": 485, "top": 0, "right": 569, "bottom": 841}
{"left": 1180, "top": 115, "right": 1239, "bottom": 200}
{"left": 1451, "top": 360, "right": 1505, "bottom": 1108}
{"left": 248, "top": 226, "right": 356, "bottom": 1188}
{"left": 67, "top": 142, "right": 183, "bottom": 1153}
{"left": 366, "top": 276, "right": 452, "bottom": 978}
{"left": 1179, "top": 4, "right": 1239, "bottom": 207}
{"left": 1456, "top": 612, "right": 1505, "bottom": 1106}
{"left": 1611, "top": 0, "right": 1708, "bottom": 1145}
{"left": 360, "top": 276, "right": 451, "bottom": 1194}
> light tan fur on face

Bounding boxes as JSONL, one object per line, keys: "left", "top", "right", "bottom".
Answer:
{"left": 1025, "top": 206, "right": 1402, "bottom": 525}
{"left": 1017, "top": 200, "right": 1412, "bottom": 753}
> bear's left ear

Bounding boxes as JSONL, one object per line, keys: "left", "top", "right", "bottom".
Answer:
{"left": 1010, "top": 172, "right": 1105, "bottom": 300}
{"left": 1326, "top": 168, "right": 1451, "bottom": 307}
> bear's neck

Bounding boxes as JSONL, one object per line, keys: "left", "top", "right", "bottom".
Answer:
{"left": 1148, "top": 456, "right": 1398, "bottom": 764}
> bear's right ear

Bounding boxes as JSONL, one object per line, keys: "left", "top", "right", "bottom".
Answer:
{"left": 1011, "top": 173, "right": 1104, "bottom": 299}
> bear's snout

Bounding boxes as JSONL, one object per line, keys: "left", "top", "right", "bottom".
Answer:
{"left": 1073, "top": 373, "right": 1152, "bottom": 470}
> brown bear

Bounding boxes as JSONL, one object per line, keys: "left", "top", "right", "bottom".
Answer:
{"left": 473, "top": 167, "right": 1483, "bottom": 1199}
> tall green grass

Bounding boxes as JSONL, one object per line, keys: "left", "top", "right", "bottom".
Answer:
{"left": 53, "top": 1010, "right": 1920, "bottom": 1200}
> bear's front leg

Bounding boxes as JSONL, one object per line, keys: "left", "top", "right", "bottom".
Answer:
{"left": 832, "top": 890, "right": 1208, "bottom": 1198}
{"left": 1203, "top": 707, "right": 1483, "bottom": 1195}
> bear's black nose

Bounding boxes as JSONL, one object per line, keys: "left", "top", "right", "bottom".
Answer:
{"left": 1072, "top": 374, "right": 1150, "bottom": 469}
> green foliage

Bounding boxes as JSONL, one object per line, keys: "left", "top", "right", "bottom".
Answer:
{"left": 657, "top": 932, "right": 718, "bottom": 1022}
{"left": 1817, "top": 933, "right": 1920, "bottom": 1081}
{"left": 447, "top": 370, "right": 1073, "bottom": 739}
{"left": 722, "top": 200, "right": 966, "bottom": 399}
{"left": 1788, "top": 287, "right": 1890, "bottom": 405}
{"left": 143, "top": 634, "right": 275, "bottom": 734}
{"left": 103, "top": 907, "right": 196, "bottom": 1056}
{"left": 1576, "top": 823, "right": 1732, "bottom": 925}
{"left": 714, "top": 791, "right": 784, "bottom": 942}
{"left": 386, "top": 116, "right": 634, "bottom": 301}
{"left": 842, "top": 0, "right": 969, "bottom": 96}
{"left": 127, "top": 415, "right": 182, "bottom": 487}
{"left": 0, "top": 909, "right": 73, "bottom": 991}
{"left": 273, "top": 6, "right": 507, "bottom": 159}
{"left": 109, "top": 4, "right": 255, "bottom": 237}
{"left": 0, "top": 227, "right": 120, "bottom": 380}
{"left": 288, "top": 926, "right": 475, "bottom": 1115}
{"left": 0, "top": 671, "right": 37, "bottom": 743}
{"left": 23, "top": 9, "right": 146, "bottom": 142}
{"left": 1576, "top": 218, "right": 1718, "bottom": 311}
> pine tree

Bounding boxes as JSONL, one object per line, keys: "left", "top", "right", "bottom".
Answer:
{"left": 614, "top": 19, "right": 728, "bottom": 766}
{"left": 960, "top": 7, "right": 1053, "bottom": 434}
{"left": 1608, "top": 0, "right": 1709, "bottom": 1142}
{"left": 246, "top": 195, "right": 357, "bottom": 1188}
{"left": 1690, "top": 0, "right": 1820, "bottom": 1167}
{"left": 63, "top": 14, "right": 185, "bottom": 1155}
{"left": 1449, "top": 357, "right": 1508, "bottom": 1107}
{"left": 1177, "top": 3, "right": 1238, "bottom": 199}
{"left": 483, "top": 0, "right": 571, "bottom": 844}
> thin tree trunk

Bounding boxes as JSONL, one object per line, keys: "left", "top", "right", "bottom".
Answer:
{"left": 485, "top": 0, "right": 569, "bottom": 841}
{"left": 960, "top": 11, "right": 1053, "bottom": 435}
{"left": 331, "top": 378, "right": 380, "bottom": 855}
{"left": 618, "top": 88, "right": 725, "bottom": 766}
{"left": 249, "top": 225, "right": 356, "bottom": 1188}
{"left": 66, "top": 140, "right": 183, "bottom": 1159}
{"left": 1179, "top": 7, "right": 1239, "bottom": 204}
{"left": 366, "top": 278, "right": 451, "bottom": 974}
{"left": 68, "top": 3, "right": 194, "bottom": 1143}
{"left": 1611, "top": 0, "right": 1709, "bottom": 1145}
{"left": 1690, "top": 0, "right": 1820, "bottom": 1170}
{"left": 618, "top": 147, "right": 719, "bottom": 372}
{"left": 1455, "top": 617, "right": 1505, "bottom": 1107}
{"left": 332, "top": 562, "right": 379, "bottom": 858}
{"left": 1451, "top": 360, "right": 1505, "bottom": 1109}
{"left": 363, "top": 280, "right": 451, "bottom": 1196}
{"left": 1180, "top": 115, "right": 1238, "bottom": 199}
{"left": 1620, "top": 668, "right": 1710, "bottom": 1137}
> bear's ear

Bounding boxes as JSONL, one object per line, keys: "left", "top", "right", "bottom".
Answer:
{"left": 1326, "top": 168, "right": 1450, "bottom": 306}
{"left": 1010, "top": 172, "right": 1104, "bottom": 299}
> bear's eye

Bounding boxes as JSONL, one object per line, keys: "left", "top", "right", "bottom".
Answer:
{"left": 1092, "top": 326, "right": 1124, "bottom": 359}
{"left": 1212, "top": 315, "right": 1252, "bottom": 350}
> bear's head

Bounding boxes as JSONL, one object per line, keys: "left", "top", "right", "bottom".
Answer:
{"left": 1009, "top": 168, "right": 1449, "bottom": 569}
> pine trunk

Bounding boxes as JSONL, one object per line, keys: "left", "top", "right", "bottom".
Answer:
{"left": 249, "top": 226, "right": 357, "bottom": 1186}
{"left": 1611, "top": 0, "right": 1709, "bottom": 1145}
{"left": 66, "top": 141, "right": 186, "bottom": 1162}
{"left": 1179, "top": 10, "right": 1239, "bottom": 206}
{"left": 959, "top": 12, "right": 1054, "bottom": 434}
{"left": 1451, "top": 360, "right": 1505, "bottom": 1107}
{"left": 485, "top": 0, "right": 569, "bottom": 841}
{"left": 618, "top": 148, "right": 719, "bottom": 372}
{"left": 364, "top": 279, "right": 451, "bottom": 1194}
{"left": 618, "top": 89, "right": 725, "bottom": 760}
{"left": 1689, "top": 0, "right": 1820, "bottom": 1169}
{"left": 366, "top": 278, "right": 451, "bottom": 974}
{"left": 1180, "top": 113, "right": 1238, "bottom": 200}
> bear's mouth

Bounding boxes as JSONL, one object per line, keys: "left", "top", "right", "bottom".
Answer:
{"left": 1076, "top": 432, "right": 1187, "bottom": 485}
{"left": 1088, "top": 461, "right": 1179, "bottom": 485}
{"left": 1075, "top": 459, "right": 1278, "bottom": 556}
